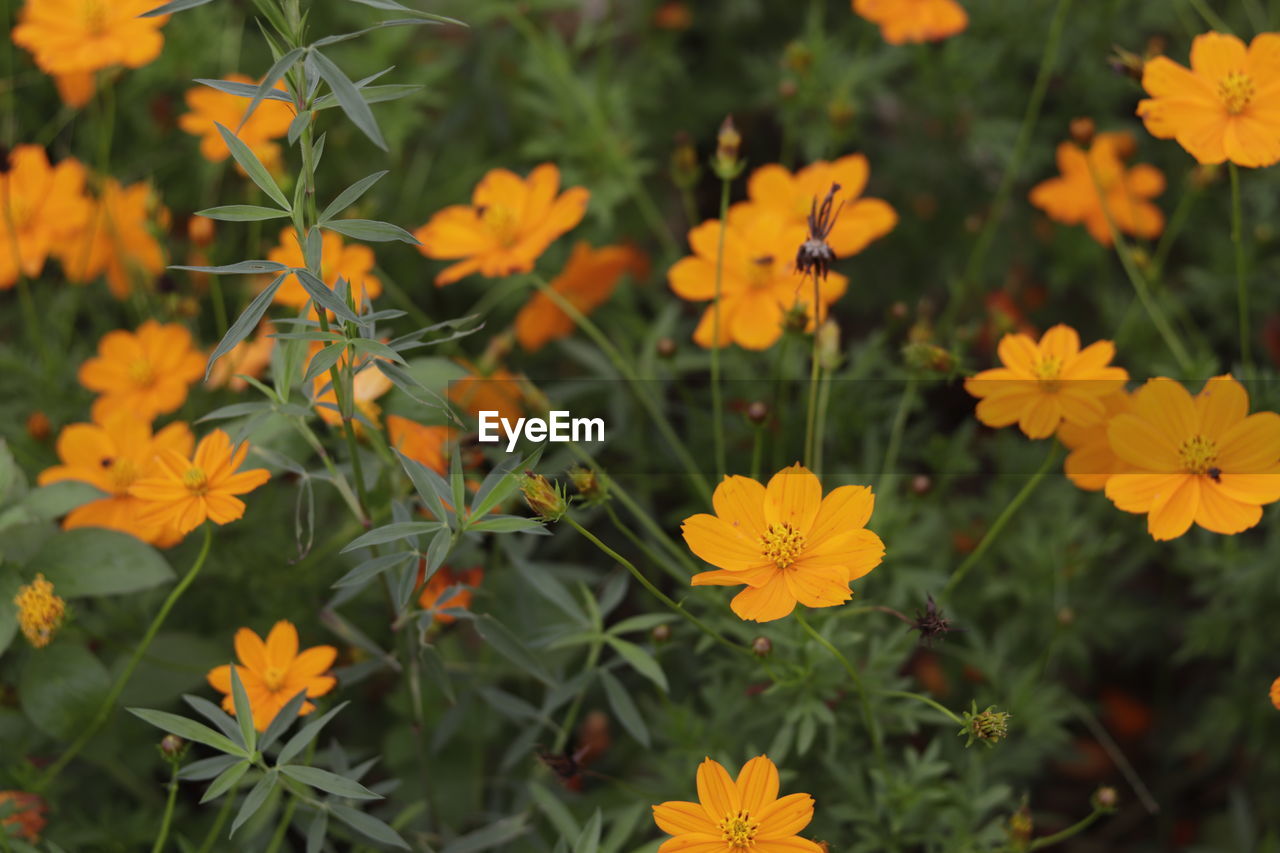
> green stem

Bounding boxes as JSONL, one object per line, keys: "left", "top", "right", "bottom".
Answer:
{"left": 877, "top": 689, "right": 963, "bottom": 725}
{"left": 37, "top": 526, "right": 214, "bottom": 791}
{"left": 551, "top": 638, "right": 602, "bottom": 753}
{"left": 795, "top": 611, "right": 885, "bottom": 770}
{"left": 210, "top": 275, "right": 229, "bottom": 341}
{"left": 262, "top": 791, "right": 298, "bottom": 853}
{"left": 15, "top": 276, "right": 50, "bottom": 371}
{"left": 710, "top": 178, "right": 730, "bottom": 481}
{"left": 750, "top": 423, "right": 764, "bottom": 482}
{"left": 535, "top": 277, "right": 713, "bottom": 504}
{"left": 1027, "top": 808, "right": 1106, "bottom": 850}
{"left": 1230, "top": 162, "right": 1252, "bottom": 376}
{"left": 945, "top": 0, "right": 1073, "bottom": 331}
{"left": 150, "top": 762, "right": 181, "bottom": 853}
{"left": 194, "top": 776, "right": 241, "bottom": 853}
{"left": 602, "top": 502, "right": 686, "bottom": 584}
{"left": 876, "top": 375, "right": 917, "bottom": 496}
{"left": 563, "top": 515, "right": 748, "bottom": 657}
{"left": 803, "top": 281, "right": 822, "bottom": 471}
{"left": 942, "top": 442, "right": 1060, "bottom": 597}
{"left": 1186, "top": 0, "right": 1233, "bottom": 32}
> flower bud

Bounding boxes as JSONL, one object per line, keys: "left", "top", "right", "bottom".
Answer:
{"left": 25, "top": 411, "right": 51, "bottom": 442}
{"left": 713, "top": 115, "right": 744, "bottom": 180}
{"left": 746, "top": 401, "right": 769, "bottom": 426}
{"left": 752, "top": 636, "right": 773, "bottom": 658}
{"left": 910, "top": 474, "right": 932, "bottom": 495}
{"left": 817, "top": 319, "right": 841, "bottom": 370}
{"left": 159, "top": 734, "right": 188, "bottom": 763}
{"left": 569, "top": 465, "right": 607, "bottom": 504}
{"left": 651, "top": 623, "right": 672, "bottom": 643}
{"left": 1092, "top": 786, "right": 1119, "bottom": 812}
{"left": 1008, "top": 803, "right": 1033, "bottom": 847}
{"left": 656, "top": 337, "right": 677, "bottom": 359}
{"left": 1107, "top": 45, "right": 1145, "bottom": 80}
{"left": 783, "top": 41, "right": 813, "bottom": 74}
{"left": 520, "top": 471, "right": 567, "bottom": 522}
{"left": 1069, "top": 117, "right": 1096, "bottom": 147}
{"left": 960, "top": 703, "right": 1011, "bottom": 747}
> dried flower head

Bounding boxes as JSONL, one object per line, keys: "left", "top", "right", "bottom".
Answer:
{"left": 960, "top": 703, "right": 1011, "bottom": 747}
{"left": 911, "top": 595, "right": 955, "bottom": 646}
{"left": 14, "top": 573, "right": 65, "bottom": 648}
{"left": 795, "top": 183, "right": 843, "bottom": 282}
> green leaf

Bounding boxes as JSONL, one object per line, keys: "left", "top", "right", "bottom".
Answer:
{"left": 468, "top": 451, "right": 531, "bottom": 520}
{"left": 196, "top": 205, "right": 293, "bottom": 222}
{"left": 183, "top": 694, "right": 244, "bottom": 744}
{"left": 330, "top": 804, "right": 409, "bottom": 849}
{"left": 313, "top": 83, "right": 422, "bottom": 111}
{"left": 319, "top": 171, "right": 388, "bottom": 223}
{"left": 232, "top": 768, "right": 278, "bottom": 835}
{"left": 240, "top": 47, "right": 305, "bottom": 131}
{"left": 279, "top": 765, "right": 381, "bottom": 800}
{"left": 200, "top": 760, "right": 251, "bottom": 803}
{"left": 341, "top": 521, "right": 442, "bottom": 553}
{"left": 229, "top": 665, "right": 258, "bottom": 753}
{"left": 423, "top": 526, "right": 452, "bottom": 576}
{"left": 128, "top": 708, "right": 249, "bottom": 756}
{"left": 214, "top": 122, "right": 291, "bottom": 209}
{"left": 180, "top": 754, "right": 241, "bottom": 782}
{"left": 195, "top": 78, "right": 293, "bottom": 103}
{"left": 321, "top": 218, "right": 419, "bottom": 244}
{"left": 604, "top": 637, "right": 668, "bottom": 692}
{"left": 333, "top": 551, "right": 416, "bottom": 589}
{"left": 143, "top": 0, "right": 215, "bottom": 15}
{"left": 420, "top": 643, "right": 454, "bottom": 703}
{"left": 342, "top": 0, "right": 465, "bottom": 25}
{"left": 19, "top": 644, "right": 111, "bottom": 739}
{"left": 573, "top": 810, "right": 602, "bottom": 853}
{"left": 0, "top": 567, "right": 21, "bottom": 656}
{"left": 466, "top": 515, "right": 547, "bottom": 534}
{"left": 607, "top": 614, "right": 677, "bottom": 636}
{"left": 36, "top": 528, "right": 173, "bottom": 597}
{"left": 449, "top": 451, "right": 466, "bottom": 523}
{"left": 599, "top": 670, "right": 649, "bottom": 747}
{"left": 173, "top": 259, "right": 287, "bottom": 274}
{"left": 303, "top": 342, "right": 347, "bottom": 384}
{"left": 474, "top": 615, "right": 554, "bottom": 686}
{"left": 306, "top": 810, "right": 328, "bottom": 853}
{"left": 439, "top": 814, "right": 528, "bottom": 853}
{"left": 277, "top": 702, "right": 348, "bottom": 765}
{"left": 206, "top": 273, "right": 285, "bottom": 379}
{"left": 294, "top": 269, "right": 359, "bottom": 323}
{"left": 16, "top": 482, "right": 104, "bottom": 521}
{"left": 309, "top": 50, "right": 387, "bottom": 150}
{"left": 394, "top": 448, "right": 452, "bottom": 524}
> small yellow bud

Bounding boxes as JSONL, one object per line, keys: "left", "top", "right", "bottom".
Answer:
{"left": 14, "top": 574, "right": 65, "bottom": 649}
{"left": 520, "top": 472, "right": 567, "bottom": 522}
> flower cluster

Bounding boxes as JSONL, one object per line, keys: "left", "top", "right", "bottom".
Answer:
{"left": 13, "top": 573, "right": 65, "bottom": 649}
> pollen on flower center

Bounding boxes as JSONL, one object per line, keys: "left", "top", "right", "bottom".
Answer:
{"left": 263, "top": 666, "right": 286, "bottom": 690}
{"left": 128, "top": 359, "right": 156, "bottom": 386}
{"left": 760, "top": 523, "right": 806, "bottom": 568}
{"left": 182, "top": 466, "right": 209, "bottom": 494}
{"left": 719, "top": 812, "right": 758, "bottom": 848}
{"left": 1218, "top": 70, "right": 1255, "bottom": 114}
{"left": 1179, "top": 435, "right": 1219, "bottom": 474}
{"left": 83, "top": 0, "right": 109, "bottom": 34}
{"left": 108, "top": 458, "right": 138, "bottom": 492}
{"left": 1033, "top": 356, "right": 1062, "bottom": 390}
{"left": 748, "top": 255, "right": 775, "bottom": 289}
{"left": 478, "top": 203, "right": 520, "bottom": 247}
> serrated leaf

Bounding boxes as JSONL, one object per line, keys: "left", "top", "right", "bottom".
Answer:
{"left": 279, "top": 765, "right": 380, "bottom": 800}
{"left": 196, "top": 204, "right": 293, "bottom": 221}
{"left": 206, "top": 273, "right": 285, "bottom": 379}
{"left": 321, "top": 218, "right": 419, "bottom": 244}
{"left": 278, "top": 702, "right": 348, "bottom": 765}
{"left": 215, "top": 122, "right": 291, "bottom": 209}
{"left": 319, "top": 171, "right": 387, "bottom": 223}
{"left": 341, "top": 521, "right": 442, "bottom": 553}
{"left": 604, "top": 637, "right": 668, "bottom": 692}
{"left": 128, "top": 708, "right": 248, "bottom": 756}
{"left": 599, "top": 670, "right": 649, "bottom": 747}
{"left": 231, "top": 769, "right": 278, "bottom": 835}
{"left": 310, "top": 50, "right": 387, "bottom": 150}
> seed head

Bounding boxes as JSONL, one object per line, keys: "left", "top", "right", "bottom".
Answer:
{"left": 960, "top": 703, "right": 1011, "bottom": 747}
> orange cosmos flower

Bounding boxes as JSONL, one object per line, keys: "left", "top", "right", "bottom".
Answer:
{"left": 206, "top": 323, "right": 276, "bottom": 392}
{"left": 1058, "top": 390, "right": 1133, "bottom": 492}
{"left": 1105, "top": 376, "right": 1280, "bottom": 540}
{"left": 387, "top": 415, "right": 454, "bottom": 474}
{"left": 414, "top": 164, "right": 589, "bottom": 286}
{"left": 179, "top": 74, "right": 296, "bottom": 171}
{"left": 53, "top": 70, "right": 95, "bottom": 108}
{"left": 514, "top": 242, "right": 646, "bottom": 352}
{"left": 1137, "top": 32, "right": 1280, "bottom": 168}
{"left": 852, "top": 0, "right": 967, "bottom": 45}
{"left": 730, "top": 155, "right": 897, "bottom": 258}
{"left": 1271, "top": 677, "right": 1280, "bottom": 710}
{"left": 0, "top": 145, "right": 92, "bottom": 289}
{"left": 12, "top": 0, "right": 167, "bottom": 91}
{"left": 37, "top": 414, "right": 194, "bottom": 546}
{"left": 59, "top": 179, "right": 168, "bottom": 299}
{"left": 130, "top": 429, "right": 271, "bottom": 535}
{"left": 418, "top": 564, "right": 484, "bottom": 623}
{"left": 964, "top": 325, "right": 1128, "bottom": 439}
{"left": 449, "top": 360, "right": 526, "bottom": 422}
{"left": 652, "top": 756, "right": 823, "bottom": 853}
{"left": 670, "top": 212, "right": 847, "bottom": 350}
{"left": 78, "top": 321, "right": 206, "bottom": 423}
{"left": 207, "top": 621, "right": 337, "bottom": 731}
{"left": 682, "top": 464, "right": 884, "bottom": 623}
{"left": 267, "top": 227, "right": 382, "bottom": 311}
{"left": 1029, "top": 132, "right": 1165, "bottom": 246}
{"left": 310, "top": 345, "right": 393, "bottom": 429}
{"left": 0, "top": 791, "right": 47, "bottom": 842}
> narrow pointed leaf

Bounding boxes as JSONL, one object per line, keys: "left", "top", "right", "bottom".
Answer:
{"left": 196, "top": 205, "right": 292, "bottom": 222}
{"left": 330, "top": 805, "right": 410, "bottom": 849}
{"left": 231, "top": 769, "right": 278, "bottom": 835}
{"left": 278, "top": 702, "right": 349, "bottom": 765}
{"left": 200, "top": 760, "right": 251, "bottom": 803}
{"left": 215, "top": 122, "right": 291, "bottom": 209}
{"left": 310, "top": 50, "right": 387, "bottom": 150}
{"left": 127, "top": 708, "right": 247, "bottom": 756}
{"left": 341, "top": 521, "right": 442, "bottom": 553}
{"left": 173, "top": 259, "right": 286, "bottom": 275}
{"left": 321, "top": 218, "right": 419, "bottom": 244}
{"left": 260, "top": 689, "right": 309, "bottom": 752}
{"left": 143, "top": 0, "right": 215, "bottom": 15}
{"left": 196, "top": 78, "right": 294, "bottom": 102}
{"left": 294, "top": 269, "right": 360, "bottom": 323}
{"left": 239, "top": 47, "right": 305, "bottom": 131}
{"left": 205, "top": 273, "right": 285, "bottom": 379}
{"left": 229, "top": 666, "right": 258, "bottom": 752}
{"left": 279, "top": 765, "right": 381, "bottom": 800}
{"left": 319, "top": 171, "right": 388, "bottom": 223}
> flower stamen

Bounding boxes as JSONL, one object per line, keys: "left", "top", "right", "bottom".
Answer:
{"left": 182, "top": 466, "right": 209, "bottom": 494}
{"left": 760, "top": 523, "right": 806, "bottom": 569}
{"left": 1218, "top": 70, "right": 1256, "bottom": 115}
{"left": 719, "top": 811, "right": 759, "bottom": 848}
{"left": 1179, "top": 435, "right": 1218, "bottom": 475}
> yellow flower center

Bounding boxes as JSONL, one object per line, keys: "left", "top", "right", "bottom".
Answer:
{"left": 719, "top": 812, "right": 758, "bottom": 848}
{"left": 14, "top": 573, "right": 65, "bottom": 649}
{"left": 83, "top": 0, "right": 109, "bottom": 35}
{"left": 747, "top": 256, "right": 775, "bottom": 290}
{"left": 760, "top": 523, "right": 806, "bottom": 569}
{"left": 1033, "top": 356, "right": 1062, "bottom": 391}
{"left": 262, "top": 665, "right": 287, "bottom": 690}
{"left": 182, "top": 466, "right": 209, "bottom": 494}
{"left": 1218, "top": 70, "right": 1255, "bottom": 115}
{"left": 128, "top": 359, "right": 156, "bottom": 386}
{"left": 108, "top": 457, "right": 138, "bottom": 492}
{"left": 1179, "top": 435, "right": 1219, "bottom": 475}
{"left": 478, "top": 203, "right": 520, "bottom": 247}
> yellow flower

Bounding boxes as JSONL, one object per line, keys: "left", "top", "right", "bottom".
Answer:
{"left": 12, "top": 0, "right": 167, "bottom": 82}
{"left": 178, "top": 74, "right": 295, "bottom": 171}
{"left": 1058, "top": 390, "right": 1133, "bottom": 492}
{"left": 414, "top": 164, "right": 589, "bottom": 286}
{"left": 652, "top": 755, "right": 823, "bottom": 853}
{"left": 59, "top": 179, "right": 168, "bottom": 299}
{"left": 14, "top": 573, "right": 65, "bottom": 649}
{"left": 1105, "top": 376, "right": 1280, "bottom": 540}
{"left": 207, "top": 621, "right": 337, "bottom": 731}
{"left": 682, "top": 464, "right": 884, "bottom": 623}
{"left": 964, "top": 324, "right": 1128, "bottom": 439}
{"left": 0, "top": 145, "right": 92, "bottom": 289}
{"left": 266, "top": 227, "right": 382, "bottom": 312}
{"left": 852, "top": 0, "right": 967, "bottom": 45}
{"left": 77, "top": 320, "right": 206, "bottom": 423}
{"left": 130, "top": 429, "right": 271, "bottom": 536}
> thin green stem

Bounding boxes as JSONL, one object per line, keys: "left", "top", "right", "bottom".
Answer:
{"left": 194, "top": 769, "right": 241, "bottom": 853}
{"left": 536, "top": 278, "right": 713, "bottom": 504}
{"left": 210, "top": 275, "right": 229, "bottom": 341}
{"left": 552, "top": 638, "right": 602, "bottom": 754}
{"left": 15, "top": 276, "right": 51, "bottom": 370}
{"left": 602, "top": 502, "right": 687, "bottom": 584}
{"left": 942, "top": 443, "right": 1060, "bottom": 597}
{"left": 803, "top": 283, "right": 822, "bottom": 470}
{"left": 1186, "top": 0, "right": 1233, "bottom": 33}
{"left": 1149, "top": 174, "right": 1200, "bottom": 279}
{"left": 1027, "top": 808, "right": 1106, "bottom": 850}
{"left": 1230, "top": 162, "right": 1252, "bottom": 376}
{"left": 262, "top": 791, "right": 298, "bottom": 853}
{"left": 563, "top": 515, "right": 749, "bottom": 657}
{"left": 150, "top": 762, "right": 181, "bottom": 853}
{"left": 877, "top": 689, "right": 963, "bottom": 725}
{"left": 750, "top": 424, "right": 764, "bottom": 482}
{"left": 795, "top": 611, "right": 885, "bottom": 770}
{"left": 876, "top": 375, "right": 917, "bottom": 496}
{"left": 710, "top": 178, "right": 730, "bottom": 481}
{"left": 37, "top": 526, "right": 215, "bottom": 791}
{"left": 945, "top": 0, "right": 1073, "bottom": 331}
